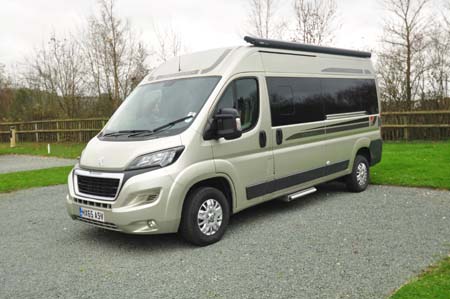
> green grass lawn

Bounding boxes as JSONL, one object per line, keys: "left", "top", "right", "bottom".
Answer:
{"left": 0, "top": 142, "right": 85, "bottom": 159}
{"left": 391, "top": 257, "right": 450, "bottom": 299}
{"left": 0, "top": 166, "right": 73, "bottom": 193}
{"left": 371, "top": 142, "right": 450, "bottom": 190}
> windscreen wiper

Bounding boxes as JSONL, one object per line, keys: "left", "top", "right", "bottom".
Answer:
{"left": 129, "top": 115, "right": 194, "bottom": 137}
{"left": 102, "top": 130, "right": 153, "bottom": 137}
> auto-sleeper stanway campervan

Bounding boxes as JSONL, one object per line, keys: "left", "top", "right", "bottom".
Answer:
{"left": 66, "top": 36, "right": 382, "bottom": 246}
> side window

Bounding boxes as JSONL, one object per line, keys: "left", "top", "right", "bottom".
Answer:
{"left": 360, "top": 79, "right": 379, "bottom": 114}
{"left": 267, "top": 77, "right": 324, "bottom": 126}
{"left": 216, "top": 78, "right": 259, "bottom": 132}
{"left": 322, "top": 78, "right": 379, "bottom": 116}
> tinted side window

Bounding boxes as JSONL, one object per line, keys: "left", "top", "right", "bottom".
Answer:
{"left": 216, "top": 78, "right": 259, "bottom": 132}
{"left": 322, "top": 78, "right": 379, "bottom": 115}
{"left": 360, "top": 80, "right": 379, "bottom": 114}
{"left": 267, "top": 77, "right": 324, "bottom": 126}
{"left": 268, "top": 77, "right": 379, "bottom": 126}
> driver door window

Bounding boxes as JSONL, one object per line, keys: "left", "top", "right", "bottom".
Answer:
{"left": 216, "top": 78, "right": 259, "bottom": 132}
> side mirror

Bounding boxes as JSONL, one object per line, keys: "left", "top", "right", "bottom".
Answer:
{"left": 215, "top": 108, "right": 242, "bottom": 140}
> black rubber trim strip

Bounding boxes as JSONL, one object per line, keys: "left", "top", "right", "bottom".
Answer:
{"left": 369, "top": 139, "right": 383, "bottom": 166}
{"left": 244, "top": 36, "right": 371, "bottom": 58}
{"left": 246, "top": 160, "right": 349, "bottom": 200}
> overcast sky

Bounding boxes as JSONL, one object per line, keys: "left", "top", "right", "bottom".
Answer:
{"left": 0, "top": 0, "right": 443, "bottom": 69}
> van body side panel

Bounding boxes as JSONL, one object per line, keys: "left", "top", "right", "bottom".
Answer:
{"left": 270, "top": 126, "right": 326, "bottom": 194}
{"left": 210, "top": 73, "right": 275, "bottom": 212}
{"left": 324, "top": 118, "right": 380, "bottom": 174}
{"left": 259, "top": 50, "right": 380, "bottom": 199}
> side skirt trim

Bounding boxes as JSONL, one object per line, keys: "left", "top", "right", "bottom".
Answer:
{"left": 246, "top": 160, "right": 349, "bottom": 200}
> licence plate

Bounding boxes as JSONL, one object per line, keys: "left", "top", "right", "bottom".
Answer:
{"left": 79, "top": 207, "right": 105, "bottom": 222}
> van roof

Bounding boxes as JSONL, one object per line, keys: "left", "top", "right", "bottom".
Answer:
{"left": 144, "top": 37, "right": 373, "bottom": 84}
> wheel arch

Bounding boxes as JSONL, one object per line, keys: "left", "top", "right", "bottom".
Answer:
{"left": 167, "top": 162, "right": 236, "bottom": 231}
{"left": 350, "top": 137, "right": 371, "bottom": 169}
{"left": 183, "top": 175, "right": 235, "bottom": 215}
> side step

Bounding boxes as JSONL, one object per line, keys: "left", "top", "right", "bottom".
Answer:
{"left": 280, "top": 187, "right": 317, "bottom": 203}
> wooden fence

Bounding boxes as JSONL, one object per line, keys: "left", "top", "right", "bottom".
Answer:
{"left": 0, "top": 111, "right": 449, "bottom": 142}
{"left": 0, "top": 118, "right": 108, "bottom": 143}
{"left": 381, "top": 111, "right": 450, "bottom": 140}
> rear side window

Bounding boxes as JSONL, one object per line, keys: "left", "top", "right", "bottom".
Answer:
{"left": 216, "top": 78, "right": 259, "bottom": 132}
{"left": 267, "top": 77, "right": 378, "bottom": 126}
{"left": 267, "top": 77, "right": 324, "bottom": 126}
{"left": 322, "top": 78, "right": 378, "bottom": 116}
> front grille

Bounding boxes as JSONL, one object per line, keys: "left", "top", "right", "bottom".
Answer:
{"left": 74, "top": 197, "right": 112, "bottom": 209}
{"left": 75, "top": 217, "right": 118, "bottom": 230}
{"left": 77, "top": 175, "right": 120, "bottom": 198}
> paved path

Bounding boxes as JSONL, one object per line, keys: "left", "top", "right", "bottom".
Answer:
{"left": 1, "top": 184, "right": 449, "bottom": 298}
{"left": 0, "top": 155, "right": 76, "bottom": 173}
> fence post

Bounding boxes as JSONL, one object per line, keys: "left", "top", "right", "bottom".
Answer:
{"left": 403, "top": 115, "right": 409, "bottom": 141}
{"left": 10, "top": 127, "right": 16, "bottom": 148}
{"left": 78, "top": 122, "right": 82, "bottom": 142}
{"left": 34, "top": 123, "right": 39, "bottom": 142}
{"left": 56, "top": 121, "right": 60, "bottom": 142}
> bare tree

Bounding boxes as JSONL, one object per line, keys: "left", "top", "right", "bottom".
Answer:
{"left": 0, "top": 64, "right": 13, "bottom": 120}
{"left": 381, "top": 0, "right": 431, "bottom": 110}
{"left": 425, "top": 26, "right": 449, "bottom": 100}
{"left": 444, "top": 1, "right": 450, "bottom": 33}
{"left": 152, "top": 24, "right": 183, "bottom": 64}
{"left": 291, "top": 0, "right": 338, "bottom": 45}
{"left": 246, "top": 0, "right": 286, "bottom": 39}
{"left": 376, "top": 47, "right": 406, "bottom": 110}
{"left": 82, "top": 0, "right": 148, "bottom": 110}
{"left": 26, "top": 35, "right": 86, "bottom": 117}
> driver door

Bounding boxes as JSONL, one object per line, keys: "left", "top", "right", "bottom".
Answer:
{"left": 210, "top": 75, "right": 274, "bottom": 211}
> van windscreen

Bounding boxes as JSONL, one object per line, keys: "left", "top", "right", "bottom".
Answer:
{"left": 101, "top": 76, "right": 220, "bottom": 138}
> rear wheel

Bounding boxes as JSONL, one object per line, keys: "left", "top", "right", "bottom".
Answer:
{"left": 346, "top": 155, "right": 370, "bottom": 192}
{"left": 179, "top": 187, "right": 230, "bottom": 246}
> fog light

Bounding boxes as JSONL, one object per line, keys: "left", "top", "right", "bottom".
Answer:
{"left": 126, "top": 191, "right": 160, "bottom": 207}
{"left": 135, "top": 193, "right": 158, "bottom": 203}
{"left": 147, "top": 220, "right": 158, "bottom": 229}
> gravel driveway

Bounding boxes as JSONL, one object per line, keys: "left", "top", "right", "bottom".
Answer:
{"left": 0, "top": 155, "right": 76, "bottom": 173}
{"left": 1, "top": 184, "right": 449, "bottom": 299}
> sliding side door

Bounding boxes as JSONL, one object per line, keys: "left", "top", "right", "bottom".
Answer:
{"left": 265, "top": 76, "right": 327, "bottom": 197}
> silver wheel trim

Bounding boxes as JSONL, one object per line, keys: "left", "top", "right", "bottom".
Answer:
{"left": 197, "top": 199, "right": 223, "bottom": 236}
{"left": 356, "top": 162, "right": 368, "bottom": 186}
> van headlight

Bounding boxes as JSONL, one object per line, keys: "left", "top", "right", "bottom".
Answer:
{"left": 127, "top": 146, "right": 184, "bottom": 170}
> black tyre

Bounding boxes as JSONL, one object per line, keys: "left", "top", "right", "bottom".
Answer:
{"left": 179, "top": 187, "right": 230, "bottom": 246}
{"left": 346, "top": 155, "right": 370, "bottom": 192}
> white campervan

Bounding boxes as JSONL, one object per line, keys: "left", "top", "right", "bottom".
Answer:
{"left": 66, "top": 37, "right": 382, "bottom": 245}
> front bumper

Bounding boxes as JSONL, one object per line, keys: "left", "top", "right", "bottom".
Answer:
{"left": 66, "top": 166, "right": 183, "bottom": 234}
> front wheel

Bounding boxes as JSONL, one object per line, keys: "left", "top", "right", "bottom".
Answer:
{"left": 179, "top": 187, "right": 230, "bottom": 246}
{"left": 346, "top": 155, "right": 370, "bottom": 192}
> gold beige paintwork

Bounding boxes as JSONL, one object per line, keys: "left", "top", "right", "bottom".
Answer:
{"left": 66, "top": 45, "right": 381, "bottom": 234}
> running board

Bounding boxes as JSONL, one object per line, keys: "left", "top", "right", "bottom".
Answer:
{"left": 280, "top": 187, "right": 317, "bottom": 202}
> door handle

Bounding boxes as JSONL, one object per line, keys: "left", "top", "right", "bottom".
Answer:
{"left": 259, "top": 130, "right": 267, "bottom": 148}
{"left": 276, "top": 129, "right": 283, "bottom": 145}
